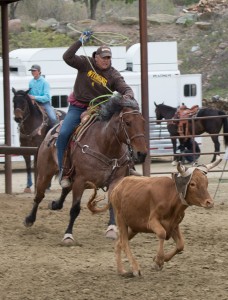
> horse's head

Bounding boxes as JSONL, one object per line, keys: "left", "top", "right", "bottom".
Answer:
{"left": 99, "top": 93, "right": 147, "bottom": 163}
{"left": 12, "top": 88, "right": 30, "bottom": 123}
{"left": 154, "top": 102, "right": 164, "bottom": 124}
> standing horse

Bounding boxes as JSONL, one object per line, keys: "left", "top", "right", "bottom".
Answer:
{"left": 12, "top": 88, "right": 66, "bottom": 192}
{"left": 154, "top": 102, "right": 228, "bottom": 163}
{"left": 23, "top": 93, "right": 147, "bottom": 243}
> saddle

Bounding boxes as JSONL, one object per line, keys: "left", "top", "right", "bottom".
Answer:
{"left": 173, "top": 104, "right": 199, "bottom": 137}
{"left": 59, "top": 106, "right": 99, "bottom": 179}
{"left": 49, "top": 106, "right": 99, "bottom": 144}
{"left": 72, "top": 107, "right": 99, "bottom": 142}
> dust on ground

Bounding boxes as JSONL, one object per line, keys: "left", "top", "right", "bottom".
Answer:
{"left": 0, "top": 158, "right": 228, "bottom": 300}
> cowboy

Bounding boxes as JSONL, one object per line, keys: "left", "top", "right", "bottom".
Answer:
{"left": 56, "top": 30, "right": 135, "bottom": 189}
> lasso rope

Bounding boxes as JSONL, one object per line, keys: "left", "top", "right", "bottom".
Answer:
{"left": 67, "top": 23, "right": 131, "bottom": 46}
{"left": 66, "top": 24, "right": 127, "bottom": 109}
{"left": 89, "top": 94, "right": 113, "bottom": 107}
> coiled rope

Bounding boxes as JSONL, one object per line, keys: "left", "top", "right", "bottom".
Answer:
{"left": 67, "top": 23, "right": 131, "bottom": 46}
{"left": 66, "top": 23, "right": 129, "bottom": 107}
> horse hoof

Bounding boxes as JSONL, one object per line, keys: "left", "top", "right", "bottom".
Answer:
{"left": 23, "top": 219, "right": 33, "bottom": 227}
{"left": 61, "top": 233, "right": 75, "bottom": 246}
{"left": 133, "top": 270, "right": 142, "bottom": 277}
{"left": 48, "top": 201, "right": 62, "bottom": 211}
{"left": 24, "top": 187, "right": 32, "bottom": 193}
{"left": 120, "top": 270, "right": 141, "bottom": 278}
{"left": 105, "top": 225, "right": 118, "bottom": 240}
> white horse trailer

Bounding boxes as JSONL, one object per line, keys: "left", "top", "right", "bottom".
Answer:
{"left": 0, "top": 42, "right": 202, "bottom": 161}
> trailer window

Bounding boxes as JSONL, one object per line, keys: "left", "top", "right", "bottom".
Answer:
{"left": 184, "top": 84, "right": 197, "bottom": 97}
{"left": 51, "top": 95, "right": 68, "bottom": 108}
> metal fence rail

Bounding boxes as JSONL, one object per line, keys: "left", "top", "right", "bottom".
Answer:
{"left": 1, "top": 113, "right": 228, "bottom": 193}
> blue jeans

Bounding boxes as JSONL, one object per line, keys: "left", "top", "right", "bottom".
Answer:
{"left": 56, "top": 104, "right": 87, "bottom": 170}
{"left": 39, "top": 102, "right": 58, "bottom": 126}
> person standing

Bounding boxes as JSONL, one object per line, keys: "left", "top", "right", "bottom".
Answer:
{"left": 28, "top": 64, "right": 58, "bottom": 128}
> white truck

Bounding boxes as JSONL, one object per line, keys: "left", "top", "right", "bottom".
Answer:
{"left": 0, "top": 41, "right": 202, "bottom": 161}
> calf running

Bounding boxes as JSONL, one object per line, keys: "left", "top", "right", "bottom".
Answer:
{"left": 87, "top": 157, "right": 221, "bottom": 277}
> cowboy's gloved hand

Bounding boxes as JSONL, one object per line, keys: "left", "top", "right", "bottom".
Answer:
{"left": 79, "top": 30, "right": 93, "bottom": 44}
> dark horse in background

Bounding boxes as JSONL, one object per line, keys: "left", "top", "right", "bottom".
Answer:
{"left": 24, "top": 93, "right": 147, "bottom": 243}
{"left": 12, "top": 88, "right": 66, "bottom": 193}
{"left": 154, "top": 102, "right": 228, "bottom": 164}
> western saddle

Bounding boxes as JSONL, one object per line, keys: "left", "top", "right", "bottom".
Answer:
{"left": 173, "top": 103, "right": 199, "bottom": 137}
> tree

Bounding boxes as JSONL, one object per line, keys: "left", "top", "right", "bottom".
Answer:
{"left": 73, "top": 0, "right": 136, "bottom": 20}
{"left": 73, "top": 0, "right": 100, "bottom": 20}
{"left": 9, "top": 2, "right": 20, "bottom": 20}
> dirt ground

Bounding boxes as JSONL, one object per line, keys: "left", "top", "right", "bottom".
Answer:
{"left": 0, "top": 156, "right": 228, "bottom": 300}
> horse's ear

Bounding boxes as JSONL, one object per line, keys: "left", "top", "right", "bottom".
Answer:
{"left": 26, "top": 89, "right": 30, "bottom": 94}
{"left": 154, "top": 102, "right": 157, "bottom": 107}
{"left": 12, "top": 87, "right": 16, "bottom": 95}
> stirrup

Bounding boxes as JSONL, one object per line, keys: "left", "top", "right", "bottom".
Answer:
{"left": 59, "top": 168, "right": 71, "bottom": 188}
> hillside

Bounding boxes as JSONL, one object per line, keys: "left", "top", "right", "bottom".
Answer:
{"left": 5, "top": 0, "right": 228, "bottom": 102}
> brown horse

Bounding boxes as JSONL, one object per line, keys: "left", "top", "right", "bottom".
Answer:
{"left": 154, "top": 102, "right": 228, "bottom": 164}
{"left": 12, "top": 88, "right": 66, "bottom": 192}
{"left": 23, "top": 93, "right": 147, "bottom": 243}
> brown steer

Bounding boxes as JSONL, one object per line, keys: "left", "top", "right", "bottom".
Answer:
{"left": 87, "top": 156, "right": 221, "bottom": 277}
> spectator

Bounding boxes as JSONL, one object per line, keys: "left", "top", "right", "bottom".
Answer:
{"left": 177, "top": 138, "right": 201, "bottom": 163}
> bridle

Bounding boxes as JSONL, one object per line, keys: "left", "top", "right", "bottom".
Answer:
{"left": 117, "top": 109, "right": 145, "bottom": 157}
{"left": 14, "top": 94, "right": 31, "bottom": 125}
{"left": 14, "top": 93, "right": 48, "bottom": 139}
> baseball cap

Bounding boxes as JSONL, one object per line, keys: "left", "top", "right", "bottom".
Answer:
{"left": 96, "top": 46, "right": 112, "bottom": 58}
{"left": 29, "top": 64, "right": 41, "bottom": 71}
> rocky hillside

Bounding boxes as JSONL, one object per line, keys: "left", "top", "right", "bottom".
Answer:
{"left": 6, "top": 0, "right": 228, "bottom": 104}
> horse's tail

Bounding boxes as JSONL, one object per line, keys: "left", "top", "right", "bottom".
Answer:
{"left": 219, "top": 111, "right": 228, "bottom": 146}
{"left": 86, "top": 181, "right": 109, "bottom": 213}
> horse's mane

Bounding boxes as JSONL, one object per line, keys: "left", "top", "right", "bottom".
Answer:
{"left": 98, "top": 93, "right": 139, "bottom": 121}
{"left": 159, "top": 103, "right": 177, "bottom": 111}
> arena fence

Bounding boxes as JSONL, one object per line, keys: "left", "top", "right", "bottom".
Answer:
{"left": 0, "top": 114, "right": 228, "bottom": 194}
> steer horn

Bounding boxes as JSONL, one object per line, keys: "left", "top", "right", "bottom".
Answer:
{"left": 205, "top": 155, "right": 222, "bottom": 171}
{"left": 196, "top": 156, "right": 222, "bottom": 173}
{"left": 177, "top": 156, "right": 222, "bottom": 177}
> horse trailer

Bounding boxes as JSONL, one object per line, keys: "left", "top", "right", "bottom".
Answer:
{"left": 0, "top": 41, "right": 202, "bottom": 162}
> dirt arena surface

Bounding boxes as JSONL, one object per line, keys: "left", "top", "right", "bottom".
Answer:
{"left": 0, "top": 155, "right": 228, "bottom": 300}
